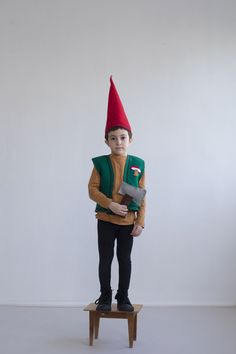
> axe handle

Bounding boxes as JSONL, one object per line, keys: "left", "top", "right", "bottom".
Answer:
{"left": 120, "top": 194, "right": 133, "bottom": 206}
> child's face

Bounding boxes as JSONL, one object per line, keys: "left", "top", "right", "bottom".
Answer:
{"left": 106, "top": 129, "right": 132, "bottom": 156}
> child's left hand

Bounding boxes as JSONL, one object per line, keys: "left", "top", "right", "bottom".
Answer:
{"left": 131, "top": 224, "right": 143, "bottom": 237}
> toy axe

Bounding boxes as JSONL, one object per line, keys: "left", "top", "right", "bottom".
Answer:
{"left": 118, "top": 182, "right": 146, "bottom": 206}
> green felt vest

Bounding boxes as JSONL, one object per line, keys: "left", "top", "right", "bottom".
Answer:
{"left": 92, "top": 154, "right": 145, "bottom": 213}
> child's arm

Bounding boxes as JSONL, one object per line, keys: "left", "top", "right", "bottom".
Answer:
{"left": 88, "top": 167, "right": 129, "bottom": 216}
{"left": 131, "top": 173, "right": 145, "bottom": 236}
{"left": 88, "top": 167, "right": 112, "bottom": 208}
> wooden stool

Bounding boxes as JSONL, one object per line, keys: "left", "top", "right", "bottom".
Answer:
{"left": 84, "top": 303, "right": 143, "bottom": 348}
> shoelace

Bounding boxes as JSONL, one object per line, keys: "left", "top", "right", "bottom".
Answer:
{"left": 95, "top": 296, "right": 101, "bottom": 304}
{"left": 95, "top": 292, "right": 111, "bottom": 304}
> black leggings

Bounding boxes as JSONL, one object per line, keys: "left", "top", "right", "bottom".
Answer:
{"left": 97, "top": 220, "right": 134, "bottom": 294}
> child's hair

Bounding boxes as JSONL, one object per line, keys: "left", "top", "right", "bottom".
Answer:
{"left": 105, "top": 126, "right": 132, "bottom": 140}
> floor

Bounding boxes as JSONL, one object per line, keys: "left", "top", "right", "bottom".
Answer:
{"left": 0, "top": 305, "right": 236, "bottom": 354}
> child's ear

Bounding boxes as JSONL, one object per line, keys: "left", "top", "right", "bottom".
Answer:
{"left": 129, "top": 138, "right": 133, "bottom": 143}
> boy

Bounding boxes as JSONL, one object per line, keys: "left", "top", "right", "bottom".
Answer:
{"left": 88, "top": 76, "right": 145, "bottom": 312}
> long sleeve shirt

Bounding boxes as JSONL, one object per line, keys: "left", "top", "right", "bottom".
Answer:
{"left": 88, "top": 153, "right": 145, "bottom": 227}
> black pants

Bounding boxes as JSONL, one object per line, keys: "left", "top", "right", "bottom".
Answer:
{"left": 97, "top": 220, "right": 134, "bottom": 294}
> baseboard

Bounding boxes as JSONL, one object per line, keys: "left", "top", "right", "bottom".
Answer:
{"left": 0, "top": 301, "right": 235, "bottom": 308}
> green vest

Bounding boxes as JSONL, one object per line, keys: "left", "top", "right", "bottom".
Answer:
{"left": 92, "top": 154, "right": 145, "bottom": 213}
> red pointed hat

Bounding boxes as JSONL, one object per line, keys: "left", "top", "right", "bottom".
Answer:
{"left": 105, "top": 76, "right": 131, "bottom": 134}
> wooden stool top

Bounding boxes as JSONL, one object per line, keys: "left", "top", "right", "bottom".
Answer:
{"left": 84, "top": 303, "right": 142, "bottom": 313}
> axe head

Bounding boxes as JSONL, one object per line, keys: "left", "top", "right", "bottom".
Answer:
{"left": 118, "top": 182, "right": 146, "bottom": 206}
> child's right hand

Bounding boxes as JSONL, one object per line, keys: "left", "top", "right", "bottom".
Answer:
{"left": 109, "top": 202, "right": 128, "bottom": 216}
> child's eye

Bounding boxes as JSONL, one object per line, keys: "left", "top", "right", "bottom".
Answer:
{"left": 121, "top": 136, "right": 126, "bottom": 140}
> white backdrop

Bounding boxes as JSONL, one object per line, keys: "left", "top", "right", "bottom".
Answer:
{"left": 0, "top": 0, "right": 236, "bottom": 306}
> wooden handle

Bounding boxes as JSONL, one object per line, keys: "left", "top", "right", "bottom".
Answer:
{"left": 120, "top": 194, "right": 133, "bottom": 206}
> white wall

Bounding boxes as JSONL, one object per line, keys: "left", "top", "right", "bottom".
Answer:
{"left": 0, "top": 0, "right": 236, "bottom": 306}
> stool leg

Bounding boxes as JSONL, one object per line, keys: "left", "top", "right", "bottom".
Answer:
{"left": 134, "top": 314, "right": 137, "bottom": 341}
{"left": 94, "top": 313, "right": 100, "bottom": 339}
{"left": 128, "top": 316, "right": 134, "bottom": 348}
{"left": 89, "top": 312, "right": 95, "bottom": 346}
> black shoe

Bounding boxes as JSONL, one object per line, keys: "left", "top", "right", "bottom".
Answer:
{"left": 95, "top": 290, "right": 112, "bottom": 311}
{"left": 115, "top": 291, "right": 134, "bottom": 312}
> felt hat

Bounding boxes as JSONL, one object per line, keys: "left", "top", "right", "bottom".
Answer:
{"left": 105, "top": 76, "right": 131, "bottom": 134}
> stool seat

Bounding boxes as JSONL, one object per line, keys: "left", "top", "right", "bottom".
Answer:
{"left": 84, "top": 303, "right": 143, "bottom": 348}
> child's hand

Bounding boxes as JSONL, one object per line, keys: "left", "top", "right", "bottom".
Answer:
{"left": 109, "top": 202, "right": 128, "bottom": 216}
{"left": 131, "top": 224, "right": 143, "bottom": 237}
